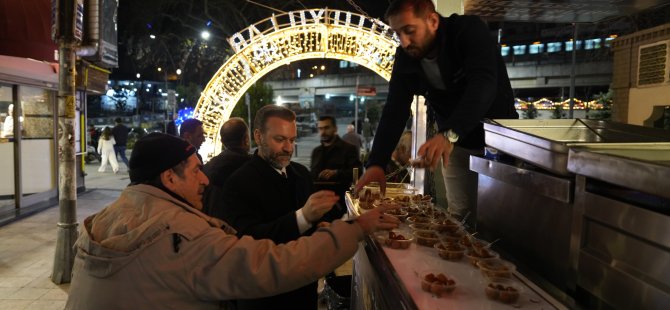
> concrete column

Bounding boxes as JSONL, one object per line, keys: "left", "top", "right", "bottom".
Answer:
{"left": 434, "top": 0, "right": 464, "bottom": 16}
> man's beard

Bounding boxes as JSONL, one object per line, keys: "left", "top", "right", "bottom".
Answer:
{"left": 320, "top": 134, "right": 335, "bottom": 143}
{"left": 260, "top": 141, "right": 292, "bottom": 169}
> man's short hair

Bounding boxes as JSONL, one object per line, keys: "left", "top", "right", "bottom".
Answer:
{"left": 385, "top": 0, "right": 436, "bottom": 21}
{"left": 220, "top": 117, "right": 248, "bottom": 148}
{"left": 115, "top": 117, "right": 122, "bottom": 124}
{"left": 253, "top": 105, "right": 296, "bottom": 133}
{"left": 180, "top": 118, "right": 203, "bottom": 137}
{"left": 318, "top": 115, "right": 336, "bottom": 127}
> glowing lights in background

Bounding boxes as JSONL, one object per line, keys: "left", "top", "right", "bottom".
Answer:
{"left": 175, "top": 107, "right": 195, "bottom": 127}
{"left": 514, "top": 98, "right": 610, "bottom": 110}
{"left": 195, "top": 8, "right": 399, "bottom": 159}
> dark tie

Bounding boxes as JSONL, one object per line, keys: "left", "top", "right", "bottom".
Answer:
{"left": 281, "top": 172, "right": 287, "bottom": 179}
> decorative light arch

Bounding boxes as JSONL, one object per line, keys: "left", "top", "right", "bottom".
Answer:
{"left": 195, "top": 8, "right": 399, "bottom": 158}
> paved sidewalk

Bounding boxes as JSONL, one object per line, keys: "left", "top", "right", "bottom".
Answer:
{"left": 0, "top": 164, "right": 129, "bottom": 309}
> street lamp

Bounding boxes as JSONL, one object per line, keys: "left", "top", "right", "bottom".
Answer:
{"left": 201, "top": 30, "right": 211, "bottom": 40}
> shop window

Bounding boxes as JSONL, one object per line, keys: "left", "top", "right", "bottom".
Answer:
{"left": 529, "top": 43, "right": 544, "bottom": 54}
{"left": 547, "top": 42, "right": 562, "bottom": 53}
{"left": 565, "top": 40, "right": 583, "bottom": 51}
{"left": 500, "top": 46, "right": 510, "bottom": 56}
{"left": 20, "top": 86, "right": 53, "bottom": 139}
{"left": 512, "top": 45, "right": 526, "bottom": 55}
{"left": 0, "top": 84, "right": 14, "bottom": 210}
{"left": 584, "top": 38, "right": 602, "bottom": 50}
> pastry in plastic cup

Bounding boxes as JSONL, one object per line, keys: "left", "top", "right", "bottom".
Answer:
{"left": 421, "top": 272, "right": 456, "bottom": 297}
{"left": 484, "top": 278, "right": 522, "bottom": 304}
{"left": 409, "top": 223, "right": 433, "bottom": 231}
{"left": 438, "top": 229, "right": 466, "bottom": 245}
{"left": 465, "top": 249, "right": 499, "bottom": 267}
{"left": 377, "top": 230, "right": 413, "bottom": 250}
{"left": 383, "top": 208, "right": 408, "bottom": 223}
{"left": 413, "top": 229, "right": 440, "bottom": 247}
{"left": 478, "top": 258, "right": 516, "bottom": 279}
{"left": 471, "top": 239, "right": 493, "bottom": 256}
{"left": 434, "top": 242, "right": 466, "bottom": 261}
{"left": 405, "top": 206, "right": 423, "bottom": 216}
{"left": 431, "top": 217, "right": 463, "bottom": 233}
{"left": 406, "top": 215, "right": 431, "bottom": 225}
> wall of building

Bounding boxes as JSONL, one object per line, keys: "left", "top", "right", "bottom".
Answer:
{"left": 611, "top": 23, "right": 670, "bottom": 124}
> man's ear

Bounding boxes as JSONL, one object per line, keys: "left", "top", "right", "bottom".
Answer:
{"left": 427, "top": 12, "right": 439, "bottom": 30}
{"left": 160, "top": 169, "right": 176, "bottom": 191}
{"left": 253, "top": 129, "right": 262, "bottom": 145}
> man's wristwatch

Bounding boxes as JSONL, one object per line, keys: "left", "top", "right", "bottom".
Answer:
{"left": 442, "top": 129, "right": 459, "bottom": 143}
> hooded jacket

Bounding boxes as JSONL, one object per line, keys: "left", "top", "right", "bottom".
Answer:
{"left": 65, "top": 184, "right": 364, "bottom": 309}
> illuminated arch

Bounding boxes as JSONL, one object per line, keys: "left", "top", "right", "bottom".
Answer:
{"left": 195, "top": 8, "right": 399, "bottom": 157}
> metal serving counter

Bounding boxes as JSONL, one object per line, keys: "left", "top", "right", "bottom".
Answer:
{"left": 567, "top": 144, "right": 670, "bottom": 308}
{"left": 473, "top": 119, "right": 670, "bottom": 307}
{"left": 345, "top": 193, "right": 566, "bottom": 310}
{"left": 483, "top": 119, "right": 670, "bottom": 175}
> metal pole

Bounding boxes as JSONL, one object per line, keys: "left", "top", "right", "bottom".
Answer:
{"left": 245, "top": 92, "right": 252, "bottom": 148}
{"left": 354, "top": 75, "right": 359, "bottom": 133}
{"left": 569, "top": 23, "right": 578, "bottom": 119}
{"left": 52, "top": 43, "right": 78, "bottom": 284}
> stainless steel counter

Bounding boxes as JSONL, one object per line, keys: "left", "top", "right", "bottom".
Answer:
{"left": 475, "top": 119, "right": 670, "bottom": 308}
{"left": 567, "top": 144, "right": 670, "bottom": 308}
{"left": 483, "top": 119, "right": 670, "bottom": 175}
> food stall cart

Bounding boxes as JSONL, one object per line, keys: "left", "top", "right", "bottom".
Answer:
{"left": 345, "top": 190, "right": 567, "bottom": 309}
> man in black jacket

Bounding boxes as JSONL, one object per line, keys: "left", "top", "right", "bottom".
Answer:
{"left": 356, "top": 0, "right": 518, "bottom": 225}
{"left": 311, "top": 116, "right": 362, "bottom": 214}
{"left": 202, "top": 117, "right": 252, "bottom": 220}
{"left": 111, "top": 118, "right": 130, "bottom": 169}
{"left": 221, "top": 105, "right": 339, "bottom": 310}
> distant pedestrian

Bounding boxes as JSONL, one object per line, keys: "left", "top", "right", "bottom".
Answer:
{"left": 112, "top": 118, "right": 130, "bottom": 169}
{"left": 180, "top": 118, "right": 205, "bottom": 162}
{"left": 362, "top": 118, "right": 374, "bottom": 151}
{"left": 97, "top": 127, "right": 119, "bottom": 173}
{"left": 341, "top": 124, "right": 365, "bottom": 159}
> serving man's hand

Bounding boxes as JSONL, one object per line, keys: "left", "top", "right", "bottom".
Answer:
{"left": 301, "top": 190, "right": 339, "bottom": 222}
{"left": 417, "top": 134, "right": 454, "bottom": 170}
{"left": 354, "top": 204, "right": 401, "bottom": 234}
{"left": 353, "top": 165, "right": 386, "bottom": 196}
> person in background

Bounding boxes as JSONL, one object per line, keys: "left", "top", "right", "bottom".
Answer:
{"left": 180, "top": 118, "right": 206, "bottom": 162}
{"left": 356, "top": 0, "right": 518, "bottom": 227}
{"left": 202, "top": 117, "right": 252, "bottom": 220}
{"left": 221, "top": 106, "right": 344, "bottom": 310}
{"left": 166, "top": 115, "right": 178, "bottom": 136}
{"left": 311, "top": 116, "right": 362, "bottom": 210}
{"left": 65, "top": 133, "right": 399, "bottom": 309}
{"left": 341, "top": 123, "right": 365, "bottom": 159}
{"left": 1, "top": 103, "right": 14, "bottom": 138}
{"left": 97, "top": 127, "right": 119, "bottom": 174}
{"left": 361, "top": 118, "right": 374, "bottom": 151}
{"left": 112, "top": 117, "right": 130, "bottom": 170}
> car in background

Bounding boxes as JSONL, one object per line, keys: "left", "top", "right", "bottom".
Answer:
{"left": 296, "top": 113, "right": 317, "bottom": 136}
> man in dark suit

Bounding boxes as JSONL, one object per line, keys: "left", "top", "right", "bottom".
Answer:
{"left": 202, "top": 117, "right": 252, "bottom": 220}
{"left": 221, "top": 105, "right": 339, "bottom": 310}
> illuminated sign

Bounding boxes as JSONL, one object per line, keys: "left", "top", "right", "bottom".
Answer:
{"left": 195, "top": 9, "right": 399, "bottom": 158}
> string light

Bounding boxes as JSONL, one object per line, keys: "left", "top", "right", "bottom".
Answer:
{"left": 195, "top": 8, "right": 399, "bottom": 158}
{"left": 514, "top": 98, "right": 610, "bottom": 110}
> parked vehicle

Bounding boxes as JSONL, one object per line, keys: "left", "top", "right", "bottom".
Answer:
{"left": 296, "top": 113, "right": 318, "bottom": 135}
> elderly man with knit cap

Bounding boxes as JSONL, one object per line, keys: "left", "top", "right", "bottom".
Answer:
{"left": 65, "top": 133, "right": 399, "bottom": 309}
